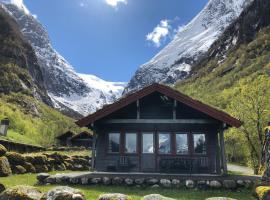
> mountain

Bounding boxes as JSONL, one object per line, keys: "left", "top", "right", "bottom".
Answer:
{"left": 0, "top": 1, "right": 126, "bottom": 117}
{"left": 124, "top": 0, "right": 252, "bottom": 94}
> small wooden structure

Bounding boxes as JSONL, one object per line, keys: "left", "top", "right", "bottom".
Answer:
{"left": 55, "top": 131, "right": 75, "bottom": 146}
{"left": 76, "top": 84, "right": 242, "bottom": 174}
{"left": 70, "top": 131, "right": 93, "bottom": 148}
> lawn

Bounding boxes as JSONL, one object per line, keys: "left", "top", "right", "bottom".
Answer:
{"left": 0, "top": 173, "right": 256, "bottom": 200}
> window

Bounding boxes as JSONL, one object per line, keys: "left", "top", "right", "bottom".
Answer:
{"left": 158, "top": 133, "right": 171, "bottom": 154}
{"left": 142, "top": 133, "right": 154, "bottom": 153}
{"left": 193, "top": 133, "right": 206, "bottom": 154}
{"left": 176, "top": 133, "right": 188, "bottom": 154}
{"left": 108, "top": 133, "right": 120, "bottom": 153}
{"left": 125, "top": 133, "right": 137, "bottom": 153}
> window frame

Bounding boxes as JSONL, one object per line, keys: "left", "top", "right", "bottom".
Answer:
{"left": 142, "top": 132, "right": 155, "bottom": 154}
{"left": 193, "top": 133, "right": 207, "bottom": 155}
{"left": 124, "top": 132, "right": 138, "bottom": 154}
{"left": 175, "top": 132, "right": 189, "bottom": 155}
{"left": 158, "top": 132, "right": 172, "bottom": 155}
{"left": 107, "top": 132, "right": 121, "bottom": 154}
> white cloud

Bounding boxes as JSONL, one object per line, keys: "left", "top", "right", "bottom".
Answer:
{"left": 105, "top": 0, "right": 127, "bottom": 8}
{"left": 146, "top": 19, "right": 171, "bottom": 47}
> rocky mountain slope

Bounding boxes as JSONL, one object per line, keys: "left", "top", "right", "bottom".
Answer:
{"left": 124, "top": 0, "right": 252, "bottom": 94}
{"left": 1, "top": 1, "right": 125, "bottom": 117}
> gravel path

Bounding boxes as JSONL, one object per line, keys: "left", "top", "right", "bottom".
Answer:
{"left": 227, "top": 163, "right": 254, "bottom": 175}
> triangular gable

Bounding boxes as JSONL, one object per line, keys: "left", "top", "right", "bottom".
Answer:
{"left": 76, "top": 84, "right": 242, "bottom": 128}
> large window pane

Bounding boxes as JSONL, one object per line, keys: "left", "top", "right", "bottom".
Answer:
{"left": 176, "top": 133, "right": 188, "bottom": 154}
{"left": 108, "top": 133, "right": 120, "bottom": 153}
{"left": 194, "top": 133, "right": 206, "bottom": 154}
{"left": 143, "top": 133, "right": 154, "bottom": 153}
{"left": 158, "top": 133, "right": 171, "bottom": 154}
{"left": 125, "top": 133, "right": 137, "bottom": 153}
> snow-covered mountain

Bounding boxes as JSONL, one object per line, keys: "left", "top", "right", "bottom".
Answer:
{"left": 0, "top": 0, "right": 126, "bottom": 117}
{"left": 124, "top": 0, "right": 252, "bottom": 94}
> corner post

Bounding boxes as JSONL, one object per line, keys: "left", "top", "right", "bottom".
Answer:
{"left": 219, "top": 123, "right": 227, "bottom": 174}
{"left": 136, "top": 99, "right": 140, "bottom": 119}
{"left": 91, "top": 123, "right": 96, "bottom": 171}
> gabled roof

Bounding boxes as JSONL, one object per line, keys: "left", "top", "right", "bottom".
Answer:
{"left": 70, "top": 131, "right": 92, "bottom": 140}
{"left": 56, "top": 131, "right": 75, "bottom": 140}
{"left": 76, "top": 84, "right": 242, "bottom": 128}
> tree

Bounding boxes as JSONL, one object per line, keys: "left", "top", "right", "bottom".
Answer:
{"left": 228, "top": 75, "right": 270, "bottom": 174}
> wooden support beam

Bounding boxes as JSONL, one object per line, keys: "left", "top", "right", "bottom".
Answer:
{"left": 91, "top": 123, "right": 96, "bottom": 171}
{"left": 173, "top": 100, "right": 177, "bottom": 119}
{"left": 136, "top": 99, "right": 140, "bottom": 119}
{"left": 219, "top": 127, "right": 227, "bottom": 174}
{"left": 102, "top": 119, "right": 217, "bottom": 124}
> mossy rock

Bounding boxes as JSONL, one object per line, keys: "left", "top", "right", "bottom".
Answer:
{"left": 34, "top": 164, "right": 48, "bottom": 173}
{"left": 0, "top": 156, "right": 12, "bottom": 177}
{"left": 6, "top": 152, "right": 26, "bottom": 165}
{"left": 98, "top": 193, "right": 133, "bottom": 200}
{"left": 12, "top": 165, "right": 27, "bottom": 174}
{"left": 0, "top": 183, "right": 6, "bottom": 193}
{"left": 0, "top": 185, "right": 43, "bottom": 200}
{"left": 256, "top": 186, "right": 270, "bottom": 200}
{"left": 32, "top": 155, "right": 47, "bottom": 164}
{"left": 40, "top": 186, "right": 85, "bottom": 200}
{"left": 23, "top": 162, "right": 36, "bottom": 173}
{"left": 0, "top": 145, "right": 7, "bottom": 157}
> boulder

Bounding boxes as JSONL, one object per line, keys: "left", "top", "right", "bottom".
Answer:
{"left": 197, "top": 180, "right": 208, "bottom": 190}
{"left": 209, "top": 180, "right": 222, "bottom": 189}
{"left": 91, "top": 178, "right": 102, "bottom": 184}
{"left": 0, "top": 185, "right": 43, "bottom": 200}
{"left": 244, "top": 180, "right": 253, "bottom": 188}
{"left": 0, "top": 145, "right": 7, "bottom": 157}
{"left": 102, "top": 177, "right": 111, "bottom": 185}
{"left": 0, "top": 156, "right": 12, "bottom": 177}
{"left": 12, "top": 165, "right": 27, "bottom": 174}
{"left": 134, "top": 178, "right": 144, "bottom": 185}
{"left": 37, "top": 173, "right": 50, "bottom": 183}
{"left": 32, "top": 155, "right": 48, "bottom": 164}
{"left": 112, "top": 177, "right": 123, "bottom": 185}
{"left": 160, "top": 179, "right": 171, "bottom": 188}
{"left": 223, "top": 180, "right": 237, "bottom": 189}
{"left": 70, "top": 177, "right": 80, "bottom": 184}
{"left": 151, "top": 184, "right": 160, "bottom": 189}
{"left": 171, "top": 179, "right": 180, "bottom": 188}
{"left": 6, "top": 152, "right": 25, "bottom": 165}
{"left": 23, "top": 162, "right": 36, "bottom": 173}
{"left": 54, "top": 163, "right": 66, "bottom": 171}
{"left": 236, "top": 180, "right": 245, "bottom": 187}
{"left": 0, "top": 183, "right": 6, "bottom": 193}
{"left": 98, "top": 193, "right": 132, "bottom": 200}
{"left": 41, "top": 186, "right": 85, "bottom": 200}
{"left": 45, "top": 176, "right": 56, "bottom": 184}
{"left": 146, "top": 178, "right": 159, "bottom": 185}
{"left": 35, "top": 164, "right": 49, "bottom": 173}
{"left": 81, "top": 177, "right": 89, "bottom": 185}
{"left": 124, "top": 178, "right": 134, "bottom": 186}
{"left": 185, "top": 180, "right": 195, "bottom": 189}
{"left": 142, "top": 194, "right": 176, "bottom": 200}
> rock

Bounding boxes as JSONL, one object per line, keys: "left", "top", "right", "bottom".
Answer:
{"left": 6, "top": 152, "right": 25, "bottom": 165}
{"left": 0, "top": 183, "right": 6, "bottom": 193}
{"left": 124, "top": 178, "right": 134, "bottom": 186}
{"left": 41, "top": 186, "right": 85, "bottom": 200}
{"left": 151, "top": 184, "right": 160, "bottom": 189}
{"left": 35, "top": 164, "right": 49, "bottom": 173}
{"left": 32, "top": 155, "right": 48, "bottom": 164}
{"left": 236, "top": 180, "right": 245, "bottom": 187}
{"left": 223, "top": 180, "right": 237, "bottom": 189}
{"left": 185, "top": 180, "right": 195, "bottom": 189}
{"left": 142, "top": 194, "right": 176, "bottom": 200}
{"left": 37, "top": 173, "right": 50, "bottom": 183}
{"left": 13, "top": 165, "right": 27, "bottom": 174}
{"left": 112, "top": 177, "right": 123, "bottom": 185}
{"left": 171, "top": 179, "right": 180, "bottom": 188}
{"left": 0, "top": 145, "right": 7, "bottom": 157}
{"left": 0, "top": 156, "right": 12, "bottom": 177}
{"left": 244, "top": 180, "right": 253, "bottom": 188}
{"left": 146, "top": 178, "right": 159, "bottom": 185}
{"left": 45, "top": 176, "right": 56, "bottom": 184}
{"left": 0, "top": 185, "right": 43, "bottom": 200}
{"left": 197, "top": 180, "right": 208, "bottom": 190}
{"left": 23, "top": 162, "right": 36, "bottom": 173}
{"left": 91, "top": 178, "right": 102, "bottom": 184}
{"left": 134, "top": 178, "right": 144, "bottom": 185}
{"left": 209, "top": 180, "right": 222, "bottom": 189}
{"left": 70, "top": 177, "right": 79, "bottom": 184}
{"left": 206, "top": 198, "right": 237, "bottom": 200}
{"left": 160, "top": 179, "right": 171, "bottom": 188}
{"left": 54, "top": 163, "right": 66, "bottom": 171}
{"left": 98, "top": 193, "right": 132, "bottom": 200}
{"left": 81, "top": 177, "right": 89, "bottom": 185}
{"left": 102, "top": 177, "right": 111, "bottom": 185}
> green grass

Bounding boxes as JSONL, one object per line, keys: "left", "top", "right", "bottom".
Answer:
{"left": 23, "top": 150, "right": 91, "bottom": 157}
{"left": 0, "top": 173, "right": 256, "bottom": 200}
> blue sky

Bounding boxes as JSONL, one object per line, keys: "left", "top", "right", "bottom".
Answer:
{"left": 24, "top": 0, "right": 208, "bottom": 82}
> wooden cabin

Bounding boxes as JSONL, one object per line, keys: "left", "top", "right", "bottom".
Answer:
{"left": 55, "top": 131, "right": 75, "bottom": 146}
{"left": 70, "top": 131, "right": 93, "bottom": 148}
{"left": 76, "top": 84, "right": 241, "bottom": 174}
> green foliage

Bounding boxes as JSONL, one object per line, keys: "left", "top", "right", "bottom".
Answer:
{"left": 175, "top": 27, "right": 270, "bottom": 170}
{"left": 0, "top": 93, "right": 84, "bottom": 147}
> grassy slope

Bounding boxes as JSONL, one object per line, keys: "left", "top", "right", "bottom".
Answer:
{"left": 0, "top": 92, "right": 85, "bottom": 147}
{"left": 0, "top": 173, "right": 255, "bottom": 200}
{"left": 175, "top": 27, "right": 270, "bottom": 164}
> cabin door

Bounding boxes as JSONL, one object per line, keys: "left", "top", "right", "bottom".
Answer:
{"left": 141, "top": 132, "right": 156, "bottom": 172}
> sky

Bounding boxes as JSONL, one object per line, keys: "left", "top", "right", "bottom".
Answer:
{"left": 23, "top": 0, "right": 208, "bottom": 82}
